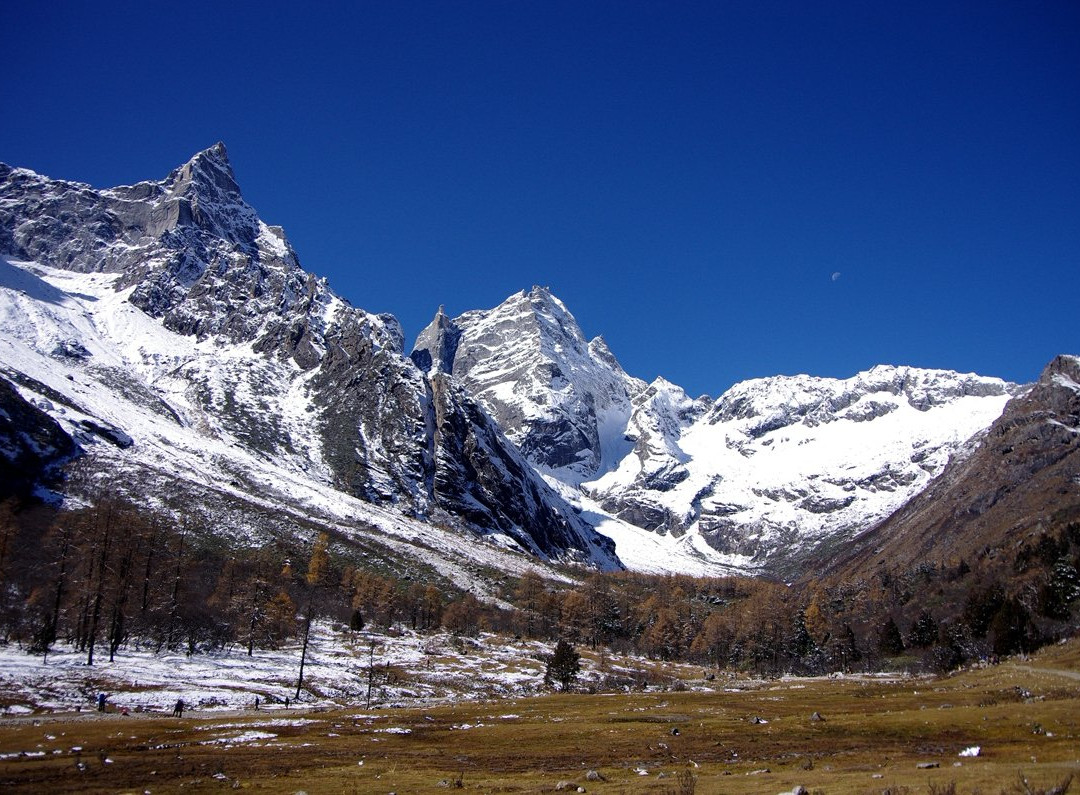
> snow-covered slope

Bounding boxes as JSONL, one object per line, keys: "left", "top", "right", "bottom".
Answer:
{"left": 589, "top": 365, "right": 1021, "bottom": 571}
{"left": 420, "top": 286, "right": 1022, "bottom": 573}
{"left": 0, "top": 147, "right": 619, "bottom": 572}
{"left": 823, "top": 354, "right": 1080, "bottom": 581}
{"left": 0, "top": 144, "right": 1025, "bottom": 579}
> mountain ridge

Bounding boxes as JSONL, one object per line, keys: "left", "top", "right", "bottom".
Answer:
{"left": 0, "top": 144, "right": 1061, "bottom": 581}
{"left": 412, "top": 278, "right": 1022, "bottom": 573}
{"left": 0, "top": 145, "right": 619, "bottom": 573}
{"left": 819, "top": 353, "right": 1080, "bottom": 582}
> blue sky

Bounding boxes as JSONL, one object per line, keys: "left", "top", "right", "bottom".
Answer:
{"left": 3, "top": 1, "right": 1077, "bottom": 397}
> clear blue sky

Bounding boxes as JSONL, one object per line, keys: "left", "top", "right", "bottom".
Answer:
{"left": 3, "top": 1, "right": 1077, "bottom": 397}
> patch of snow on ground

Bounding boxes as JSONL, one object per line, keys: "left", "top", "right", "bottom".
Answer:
{"left": 0, "top": 623, "right": 729, "bottom": 716}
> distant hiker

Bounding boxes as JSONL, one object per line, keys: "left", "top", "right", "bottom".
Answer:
{"left": 285, "top": 696, "right": 290, "bottom": 709}
{"left": 97, "top": 693, "right": 106, "bottom": 712}
{"left": 254, "top": 696, "right": 260, "bottom": 710}
{"left": 173, "top": 698, "right": 184, "bottom": 717}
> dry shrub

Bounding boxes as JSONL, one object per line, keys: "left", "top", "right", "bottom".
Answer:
{"left": 670, "top": 768, "right": 696, "bottom": 795}
{"left": 1010, "top": 771, "right": 1073, "bottom": 795}
{"left": 929, "top": 783, "right": 958, "bottom": 795}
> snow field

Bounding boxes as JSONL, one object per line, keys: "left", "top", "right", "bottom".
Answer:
{"left": 0, "top": 623, "right": 711, "bottom": 716}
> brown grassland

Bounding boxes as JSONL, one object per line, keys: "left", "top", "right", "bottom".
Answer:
{"left": 1, "top": 641, "right": 1078, "bottom": 794}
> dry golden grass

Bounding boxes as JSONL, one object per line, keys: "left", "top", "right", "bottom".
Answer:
{"left": 1, "top": 643, "right": 1078, "bottom": 794}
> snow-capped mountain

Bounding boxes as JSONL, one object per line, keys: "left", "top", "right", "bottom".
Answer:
{"left": 824, "top": 354, "right": 1080, "bottom": 581}
{"left": 415, "top": 287, "right": 1023, "bottom": 573}
{"left": 0, "top": 145, "right": 618, "bottom": 572}
{"left": 411, "top": 287, "right": 645, "bottom": 484}
{"left": 0, "top": 143, "right": 1034, "bottom": 579}
{"left": 589, "top": 364, "right": 1022, "bottom": 573}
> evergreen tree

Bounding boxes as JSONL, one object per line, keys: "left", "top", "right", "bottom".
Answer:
{"left": 963, "top": 584, "right": 1006, "bottom": 638}
{"left": 989, "top": 597, "right": 1036, "bottom": 656}
{"left": 545, "top": 639, "right": 581, "bottom": 692}
{"left": 907, "top": 610, "right": 938, "bottom": 648}
{"left": 877, "top": 615, "right": 905, "bottom": 656}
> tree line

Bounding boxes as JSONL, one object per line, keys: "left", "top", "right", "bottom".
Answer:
{"left": 0, "top": 493, "right": 1077, "bottom": 677}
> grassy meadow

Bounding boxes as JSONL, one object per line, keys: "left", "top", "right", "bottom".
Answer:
{"left": 1, "top": 642, "right": 1078, "bottom": 794}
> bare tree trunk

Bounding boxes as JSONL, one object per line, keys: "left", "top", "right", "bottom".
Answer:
{"left": 247, "top": 578, "right": 264, "bottom": 657}
{"left": 366, "top": 640, "right": 376, "bottom": 709}
{"left": 295, "top": 602, "right": 313, "bottom": 700}
{"left": 107, "top": 531, "right": 138, "bottom": 662}
{"left": 42, "top": 525, "right": 72, "bottom": 665}
{"left": 85, "top": 507, "right": 114, "bottom": 666}
{"left": 165, "top": 526, "right": 187, "bottom": 650}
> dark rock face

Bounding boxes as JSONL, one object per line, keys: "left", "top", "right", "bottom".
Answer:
{"left": 411, "top": 306, "right": 461, "bottom": 375}
{"left": 0, "top": 376, "right": 76, "bottom": 498}
{"left": 426, "top": 373, "right": 617, "bottom": 564}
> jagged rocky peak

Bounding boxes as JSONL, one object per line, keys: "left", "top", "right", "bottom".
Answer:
{"left": 0, "top": 142, "right": 297, "bottom": 283}
{"left": 428, "top": 286, "right": 645, "bottom": 481}
{"left": 588, "top": 334, "right": 625, "bottom": 373}
{"left": 630, "top": 377, "right": 709, "bottom": 441}
{"left": 168, "top": 142, "right": 240, "bottom": 198}
{"left": 411, "top": 304, "right": 462, "bottom": 374}
{"left": 1, "top": 146, "right": 625, "bottom": 572}
{"left": 138, "top": 141, "right": 259, "bottom": 244}
{"left": 1044, "top": 354, "right": 1080, "bottom": 404}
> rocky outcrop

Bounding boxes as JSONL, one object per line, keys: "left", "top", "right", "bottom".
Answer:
{"left": 413, "top": 287, "right": 644, "bottom": 482}
{"left": 0, "top": 375, "right": 76, "bottom": 499}
{"left": 411, "top": 306, "right": 461, "bottom": 375}
{"left": 425, "top": 373, "right": 617, "bottom": 565}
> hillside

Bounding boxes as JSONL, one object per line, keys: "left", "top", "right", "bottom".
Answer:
{"left": 823, "top": 354, "right": 1080, "bottom": 580}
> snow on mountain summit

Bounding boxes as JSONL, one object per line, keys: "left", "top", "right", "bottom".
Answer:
{"left": 408, "top": 278, "right": 1024, "bottom": 574}
{"left": 585, "top": 363, "right": 1023, "bottom": 571}
{"left": 0, "top": 145, "right": 1029, "bottom": 578}
{"left": 412, "top": 286, "right": 645, "bottom": 484}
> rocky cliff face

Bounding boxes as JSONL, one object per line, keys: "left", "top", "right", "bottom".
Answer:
{"left": 412, "top": 287, "right": 644, "bottom": 483}
{"left": 0, "top": 374, "right": 76, "bottom": 500}
{"left": 0, "top": 146, "right": 618, "bottom": 569}
{"left": 0, "top": 143, "right": 1046, "bottom": 577}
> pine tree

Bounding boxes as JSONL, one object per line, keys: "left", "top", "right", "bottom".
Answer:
{"left": 877, "top": 616, "right": 905, "bottom": 656}
{"left": 907, "top": 610, "right": 938, "bottom": 648}
{"left": 545, "top": 639, "right": 581, "bottom": 692}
